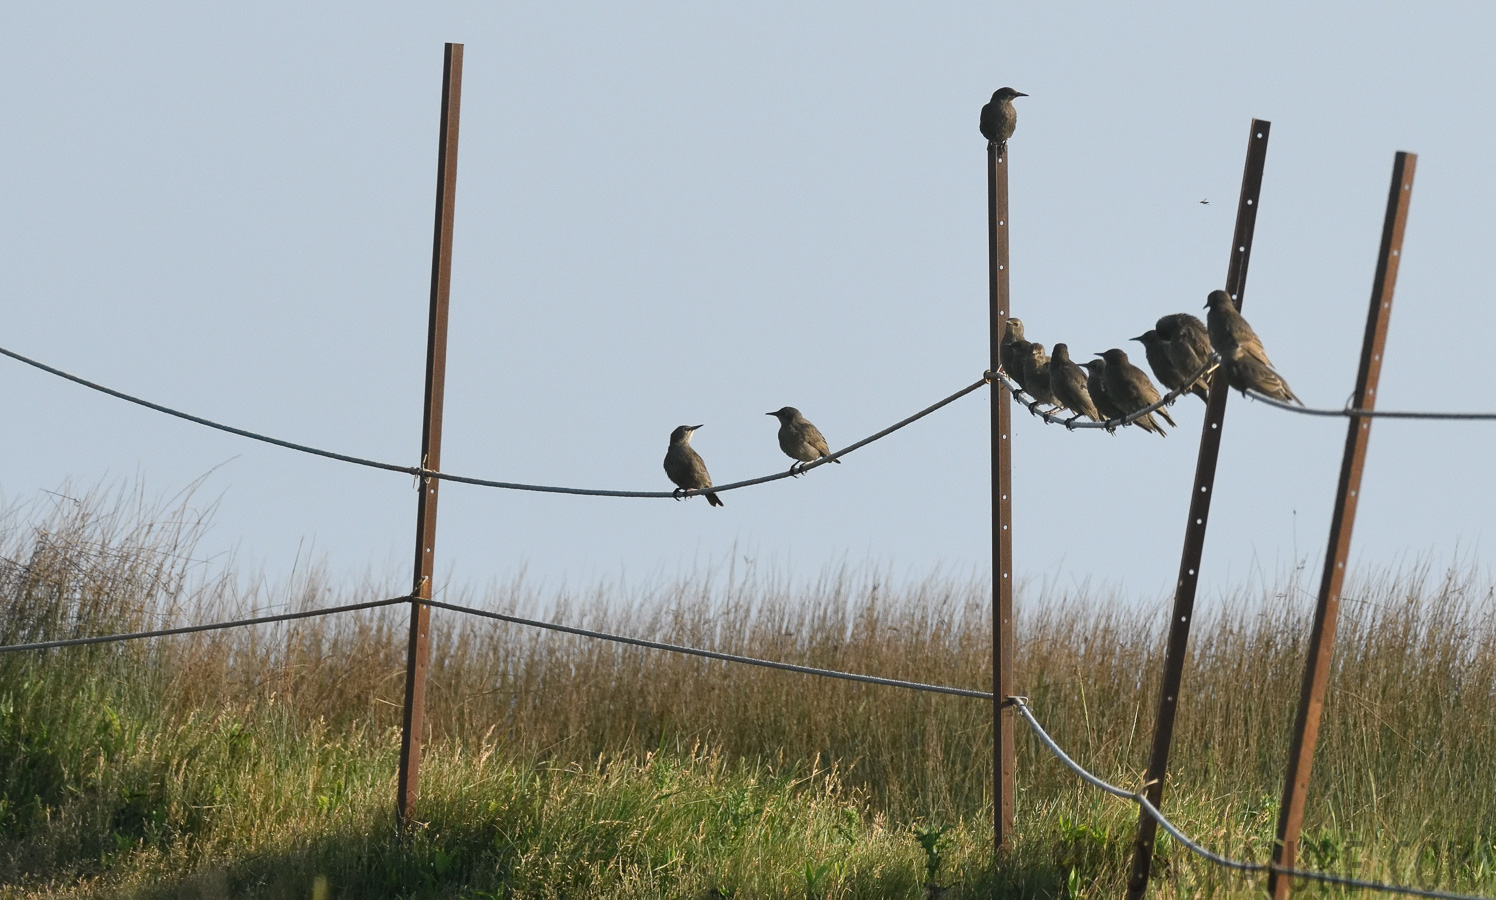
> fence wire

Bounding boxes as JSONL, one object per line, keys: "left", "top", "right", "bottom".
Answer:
{"left": 1009, "top": 697, "right": 1494, "bottom": 900}
{"left": 0, "top": 595, "right": 412, "bottom": 654}
{"left": 0, "top": 592, "right": 992, "bottom": 700}
{"left": 0, "top": 344, "right": 984, "bottom": 499}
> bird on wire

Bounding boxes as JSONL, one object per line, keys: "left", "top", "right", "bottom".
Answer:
{"left": 1203, "top": 290, "right": 1301, "bottom": 404}
{"left": 767, "top": 406, "right": 839, "bottom": 476}
{"left": 663, "top": 425, "right": 724, "bottom": 507}
{"left": 1133, "top": 327, "right": 1208, "bottom": 404}
{"left": 1081, "top": 358, "right": 1127, "bottom": 429}
{"left": 1098, "top": 348, "right": 1174, "bottom": 436}
{"left": 1155, "top": 312, "right": 1214, "bottom": 402}
{"left": 999, "top": 317, "right": 1027, "bottom": 379}
{"left": 979, "top": 87, "right": 1028, "bottom": 157}
{"left": 1048, "top": 344, "right": 1101, "bottom": 425}
{"left": 1021, "top": 342, "right": 1062, "bottom": 412}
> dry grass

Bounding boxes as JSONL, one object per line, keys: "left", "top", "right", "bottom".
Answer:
{"left": 2, "top": 485, "right": 1494, "bottom": 897}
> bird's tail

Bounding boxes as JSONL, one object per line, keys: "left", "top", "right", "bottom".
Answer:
{"left": 705, "top": 491, "right": 724, "bottom": 508}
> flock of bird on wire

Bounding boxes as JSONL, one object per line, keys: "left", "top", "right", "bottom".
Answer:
{"left": 662, "top": 87, "right": 1302, "bottom": 506}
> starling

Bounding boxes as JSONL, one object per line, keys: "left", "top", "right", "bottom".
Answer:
{"left": 1204, "top": 290, "right": 1273, "bottom": 367}
{"left": 767, "top": 406, "right": 839, "bottom": 475}
{"left": 1223, "top": 352, "right": 1302, "bottom": 404}
{"left": 1203, "top": 290, "right": 1300, "bottom": 404}
{"left": 999, "top": 317, "right": 1026, "bottom": 378}
{"left": 663, "top": 425, "right": 723, "bottom": 507}
{"left": 1155, "top": 312, "right": 1214, "bottom": 401}
{"left": 1006, "top": 340, "right": 1034, "bottom": 392}
{"left": 1132, "top": 329, "right": 1208, "bottom": 403}
{"left": 1081, "top": 358, "right": 1127, "bottom": 424}
{"left": 1021, "top": 342, "right": 1062, "bottom": 410}
{"left": 1098, "top": 348, "right": 1174, "bottom": 436}
{"left": 1048, "top": 344, "right": 1101, "bottom": 423}
{"left": 979, "top": 87, "right": 1028, "bottom": 157}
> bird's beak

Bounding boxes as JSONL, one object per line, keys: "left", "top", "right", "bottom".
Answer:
{"left": 1094, "top": 352, "right": 1105, "bottom": 358}
{"left": 1129, "top": 334, "right": 1146, "bottom": 343}
{"left": 690, "top": 424, "right": 704, "bottom": 431}
{"left": 765, "top": 412, "right": 776, "bottom": 417}
{"left": 1015, "top": 91, "right": 1029, "bottom": 97}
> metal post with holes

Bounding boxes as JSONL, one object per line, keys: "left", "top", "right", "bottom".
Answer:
{"left": 1125, "top": 119, "right": 1271, "bottom": 900}
{"left": 397, "top": 41, "right": 463, "bottom": 826}
{"left": 988, "top": 141, "right": 1016, "bottom": 852}
{"left": 1268, "top": 151, "right": 1416, "bottom": 899}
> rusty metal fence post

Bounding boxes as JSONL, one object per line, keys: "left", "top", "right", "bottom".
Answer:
{"left": 1268, "top": 151, "right": 1416, "bottom": 899}
{"left": 988, "top": 142, "right": 1016, "bottom": 852}
{"left": 397, "top": 41, "right": 463, "bottom": 826}
{"left": 1125, "top": 118, "right": 1271, "bottom": 900}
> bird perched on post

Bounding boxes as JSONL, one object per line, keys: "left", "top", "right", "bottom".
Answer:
{"left": 999, "top": 317, "right": 1027, "bottom": 379}
{"left": 980, "top": 87, "right": 1028, "bottom": 157}
{"left": 1021, "top": 342, "right": 1062, "bottom": 411}
{"left": 1154, "top": 312, "right": 1214, "bottom": 402}
{"left": 1203, "top": 290, "right": 1301, "bottom": 404}
{"left": 1047, "top": 344, "right": 1100, "bottom": 424}
{"left": 663, "top": 425, "right": 723, "bottom": 507}
{"left": 1098, "top": 348, "right": 1174, "bottom": 436}
{"left": 767, "top": 406, "right": 839, "bottom": 476}
{"left": 1132, "top": 328, "right": 1208, "bottom": 404}
{"left": 1081, "top": 359, "right": 1126, "bottom": 427}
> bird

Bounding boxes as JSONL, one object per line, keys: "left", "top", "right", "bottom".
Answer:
{"left": 1021, "top": 342, "right": 1062, "bottom": 410}
{"left": 1155, "top": 312, "right": 1214, "bottom": 402}
{"left": 1204, "top": 290, "right": 1272, "bottom": 367}
{"left": 1203, "top": 290, "right": 1301, "bottom": 404}
{"left": 663, "top": 425, "right": 723, "bottom": 507}
{"left": 1200, "top": 199, "right": 1210, "bottom": 205}
{"left": 1098, "top": 348, "right": 1174, "bottom": 436}
{"left": 1081, "top": 359, "right": 1127, "bottom": 425}
{"left": 1047, "top": 344, "right": 1100, "bottom": 424}
{"left": 979, "top": 87, "right": 1027, "bottom": 157}
{"left": 767, "top": 407, "right": 839, "bottom": 475}
{"left": 999, "top": 317, "right": 1027, "bottom": 379}
{"left": 1132, "top": 328, "right": 1208, "bottom": 404}
{"left": 1223, "top": 352, "right": 1301, "bottom": 404}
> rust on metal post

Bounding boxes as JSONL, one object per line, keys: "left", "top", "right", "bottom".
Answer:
{"left": 988, "top": 142, "right": 1016, "bottom": 852}
{"left": 1125, "top": 119, "right": 1271, "bottom": 900}
{"left": 398, "top": 41, "right": 463, "bottom": 826}
{"left": 1268, "top": 152, "right": 1416, "bottom": 900}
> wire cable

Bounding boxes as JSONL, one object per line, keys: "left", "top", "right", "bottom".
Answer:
{"left": 425, "top": 598, "right": 994, "bottom": 699}
{"left": 1009, "top": 697, "right": 1494, "bottom": 900}
{"left": 1243, "top": 388, "right": 1496, "bottom": 421}
{"left": 0, "top": 344, "right": 984, "bottom": 499}
{"left": 0, "top": 595, "right": 413, "bottom": 655}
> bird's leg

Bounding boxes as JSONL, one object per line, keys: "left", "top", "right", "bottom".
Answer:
{"left": 672, "top": 488, "right": 686, "bottom": 500}
{"left": 788, "top": 462, "right": 802, "bottom": 478}
{"left": 1064, "top": 413, "right": 1082, "bottom": 431}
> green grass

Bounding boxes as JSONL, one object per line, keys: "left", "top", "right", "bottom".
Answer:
{"left": 1, "top": 486, "right": 1494, "bottom": 898}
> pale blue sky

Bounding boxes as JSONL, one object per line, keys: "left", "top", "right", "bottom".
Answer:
{"left": 2, "top": 3, "right": 1492, "bottom": 606}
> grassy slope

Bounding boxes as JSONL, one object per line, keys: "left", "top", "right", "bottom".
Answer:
{"left": 1, "top": 491, "right": 1494, "bottom": 898}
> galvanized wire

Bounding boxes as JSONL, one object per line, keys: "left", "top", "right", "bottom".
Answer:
{"left": 0, "top": 596, "right": 412, "bottom": 654}
{"left": 1009, "top": 697, "right": 1494, "bottom": 900}
{"left": 0, "top": 344, "right": 984, "bottom": 499}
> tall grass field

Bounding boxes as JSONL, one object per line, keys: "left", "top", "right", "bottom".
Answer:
{"left": 1, "top": 488, "right": 1493, "bottom": 898}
